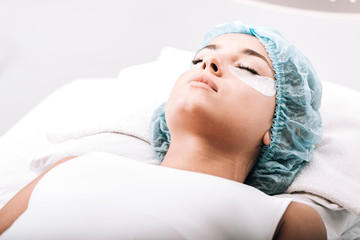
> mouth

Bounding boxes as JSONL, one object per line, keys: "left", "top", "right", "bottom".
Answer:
{"left": 188, "top": 74, "right": 218, "bottom": 92}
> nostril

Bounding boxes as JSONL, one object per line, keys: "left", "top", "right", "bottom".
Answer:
{"left": 202, "top": 62, "right": 206, "bottom": 70}
{"left": 211, "top": 63, "right": 218, "bottom": 72}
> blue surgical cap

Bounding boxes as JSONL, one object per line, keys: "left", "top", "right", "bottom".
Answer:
{"left": 149, "top": 21, "right": 322, "bottom": 195}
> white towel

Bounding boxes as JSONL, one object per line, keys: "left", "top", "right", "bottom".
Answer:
{"left": 47, "top": 47, "right": 193, "bottom": 143}
{"left": 286, "top": 81, "right": 360, "bottom": 214}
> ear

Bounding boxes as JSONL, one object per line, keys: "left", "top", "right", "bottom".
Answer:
{"left": 262, "top": 131, "right": 271, "bottom": 146}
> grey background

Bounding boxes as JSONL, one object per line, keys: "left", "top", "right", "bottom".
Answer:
{"left": 1, "top": 0, "right": 360, "bottom": 137}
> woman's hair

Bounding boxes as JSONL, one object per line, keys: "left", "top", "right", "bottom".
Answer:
{"left": 149, "top": 21, "right": 322, "bottom": 195}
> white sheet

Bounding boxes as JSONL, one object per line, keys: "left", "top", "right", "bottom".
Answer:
{"left": 3, "top": 152, "right": 292, "bottom": 240}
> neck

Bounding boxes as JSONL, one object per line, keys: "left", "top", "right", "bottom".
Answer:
{"left": 160, "top": 135, "right": 252, "bottom": 183}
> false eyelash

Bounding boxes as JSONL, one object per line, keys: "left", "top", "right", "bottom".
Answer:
{"left": 236, "top": 64, "right": 259, "bottom": 75}
{"left": 191, "top": 58, "right": 202, "bottom": 65}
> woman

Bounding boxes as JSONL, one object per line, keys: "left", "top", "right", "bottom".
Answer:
{"left": 0, "top": 21, "right": 326, "bottom": 239}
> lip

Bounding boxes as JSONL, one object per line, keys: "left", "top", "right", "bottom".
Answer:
{"left": 188, "top": 74, "right": 218, "bottom": 92}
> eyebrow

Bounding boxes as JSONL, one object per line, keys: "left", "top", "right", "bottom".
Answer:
{"left": 198, "top": 44, "right": 218, "bottom": 52}
{"left": 241, "top": 48, "right": 272, "bottom": 69}
{"left": 198, "top": 44, "right": 272, "bottom": 70}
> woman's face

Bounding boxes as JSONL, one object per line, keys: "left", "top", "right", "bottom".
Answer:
{"left": 166, "top": 33, "right": 276, "bottom": 153}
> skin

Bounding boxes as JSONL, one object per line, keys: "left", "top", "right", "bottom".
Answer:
{"left": 163, "top": 33, "right": 276, "bottom": 182}
{"left": 0, "top": 33, "right": 326, "bottom": 239}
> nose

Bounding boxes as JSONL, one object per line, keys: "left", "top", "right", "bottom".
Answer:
{"left": 201, "top": 57, "right": 222, "bottom": 77}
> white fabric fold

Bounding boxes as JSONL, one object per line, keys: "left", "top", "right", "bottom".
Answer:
{"left": 46, "top": 47, "right": 193, "bottom": 144}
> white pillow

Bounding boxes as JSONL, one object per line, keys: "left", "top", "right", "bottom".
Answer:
{"left": 46, "top": 47, "right": 194, "bottom": 143}
{"left": 29, "top": 47, "right": 194, "bottom": 173}
{"left": 30, "top": 133, "right": 160, "bottom": 175}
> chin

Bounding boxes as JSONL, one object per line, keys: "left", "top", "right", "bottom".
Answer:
{"left": 176, "top": 94, "right": 210, "bottom": 115}
{"left": 167, "top": 96, "right": 215, "bottom": 133}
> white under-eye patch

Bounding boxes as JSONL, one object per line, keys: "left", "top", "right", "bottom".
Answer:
{"left": 228, "top": 65, "right": 276, "bottom": 97}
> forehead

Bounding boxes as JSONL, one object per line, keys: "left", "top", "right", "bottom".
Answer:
{"left": 207, "top": 33, "right": 271, "bottom": 64}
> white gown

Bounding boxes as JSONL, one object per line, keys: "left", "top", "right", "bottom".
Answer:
{"left": 3, "top": 152, "right": 291, "bottom": 239}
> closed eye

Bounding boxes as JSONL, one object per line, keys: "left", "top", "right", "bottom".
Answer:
{"left": 192, "top": 59, "right": 260, "bottom": 76}
{"left": 192, "top": 59, "right": 202, "bottom": 65}
{"left": 236, "top": 64, "right": 259, "bottom": 75}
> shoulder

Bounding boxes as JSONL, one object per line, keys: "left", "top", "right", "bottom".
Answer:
{"left": 274, "top": 201, "right": 327, "bottom": 240}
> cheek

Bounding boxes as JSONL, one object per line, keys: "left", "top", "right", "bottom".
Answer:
{"left": 165, "top": 72, "right": 197, "bottom": 128}
{"left": 166, "top": 72, "right": 188, "bottom": 105}
{"left": 224, "top": 86, "right": 276, "bottom": 129}
{"left": 165, "top": 81, "right": 182, "bottom": 127}
{"left": 248, "top": 95, "right": 276, "bottom": 130}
